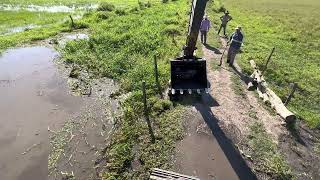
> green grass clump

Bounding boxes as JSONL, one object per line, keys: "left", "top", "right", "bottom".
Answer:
{"left": 97, "top": 2, "right": 115, "bottom": 11}
{"left": 62, "top": 1, "right": 189, "bottom": 178}
{"left": 231, "top": 74, "right": 246, "bottom": 98}
{"left": 215, "top": 0, "right": 320, "bottom": 127}
{"left": 248, "top": 122, "right": 293, "bottom": 179}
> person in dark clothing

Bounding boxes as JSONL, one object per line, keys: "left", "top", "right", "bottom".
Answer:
{"left": 227, "top": 26, "right": 244, "bottom": 66}
{"left": 218, "top": 11, "right": 232, "bottom": 36}
{"left": 200, "top": 15, "right": 211, "bottom": 44}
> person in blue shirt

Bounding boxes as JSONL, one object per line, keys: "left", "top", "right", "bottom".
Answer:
{"left": 200, "top": 15, "right": 211, "bottom": 44}
{"left": 227, "top": 26, "right": 244, "bottom": 66}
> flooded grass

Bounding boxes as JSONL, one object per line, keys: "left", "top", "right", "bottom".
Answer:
{"left": 0, "top": 4, "right": 98, "bottom": 13}
{"left": 1, "top": 0, "right": 160, "bottom": 6}
{"left": 0, "top": 0, "right": 164, "bottom": 52}
{"left": 0, "top": 10, "right": 69, "bottom": 35}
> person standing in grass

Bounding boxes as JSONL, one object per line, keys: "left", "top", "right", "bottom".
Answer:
{"left": 227, "top": 26, "right": 243, "bottom": 66}
{"left": 218, "top": 11, "right": 232, "bottom": 37}
{"left": 200, "top": 15, "right": 211, "bottom": 44}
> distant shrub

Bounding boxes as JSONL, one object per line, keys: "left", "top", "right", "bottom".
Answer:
{"left": 74, "top": 21, "right": 89, "bottom": 29}
{"left": 162, "top": 25, "right": 181, "bottom": 36}
{"left": 162, "top": 0, "right": 169, "bottom": 3}
{"left": 138, "top": 1, "right": 144, "bottom": 9}
{"left": 150, "top": 98, "right": 173, "bottom": 115}
{"left": 129, "top": 6, "right": 140, "bottom": 13}
{"left": 115, "top": 9, "right": 127, "bottom": 16}
{"left": 96, "top": 12, "right": 111, "bottom": 20}
{"left": 83, "top": 11, "right": 92, "bottom": 18}
{"left": 218, "top": 5, "right": 226, "bottom": 13}
{"left": 164, "top": 18, "right": 179, "bottom": 25}
{"left": 138, "top": 1, "right": 152, "bottom": 10}
{"left": 146, "top": 1, "right": 152, "bottom": 7}
{"left": 97, "top": 2, "right": 115, "bottom": 11}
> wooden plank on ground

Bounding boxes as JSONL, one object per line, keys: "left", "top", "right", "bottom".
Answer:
{"left": 150, "top": 168, "right": 200, "bottom": 180}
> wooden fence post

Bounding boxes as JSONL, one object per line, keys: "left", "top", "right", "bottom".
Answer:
{"left": 142, "top": 81, "right": 156, "bottom": 143}
{"left": 154, "top": 55, "right": 163, "bottom": 98}
{"left": 69, "top": 15, "right": 75, "bottom": 28}
{"left": 262, "top": 47, "right": 275, "bottom": 74}
{"left": 285, "top": 83, "right": 298, "bottom": 106}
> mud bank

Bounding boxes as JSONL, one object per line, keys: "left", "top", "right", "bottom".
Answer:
{"left": 0, "top": 33, "right": 117, "bottom": 180}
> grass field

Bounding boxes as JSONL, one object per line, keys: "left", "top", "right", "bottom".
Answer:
{"left": 210, "top": 0, "right": 320, "bottom": 127}
{"left": 62, "top": 1, "right": 189, "bottom": 178}
{"left": 0, "top": 0, "right": 161, "bottom": 52}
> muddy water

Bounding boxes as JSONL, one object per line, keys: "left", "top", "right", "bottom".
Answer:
{"left": 175, "top": 101, "right": 256, "bottom": 180}
{"left": 0, "top": 46, "right": 85, "bottom": 180}
{"left": 175, "top": 107, "right": 239, "bottom": 180}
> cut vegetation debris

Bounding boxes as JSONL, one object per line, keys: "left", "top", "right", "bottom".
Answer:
{"left": 214, "top": 0, "right": 320, "bottom": 127}
{"left": 62, "top": 0, "right": 190, "bottom": 178}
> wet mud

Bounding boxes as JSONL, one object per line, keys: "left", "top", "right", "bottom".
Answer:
{"left": 0, "top": 46, "right": 85, "bottom": 180}
{"left": 0, "top": 33, "right": 117, "bottom": 180}
{"left": 174, "top": 95, "right": 257, "bottom": 180}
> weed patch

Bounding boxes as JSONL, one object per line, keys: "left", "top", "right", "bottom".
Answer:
{"left": 230, "top": 74, "right": 246, "bottom": 98}
{"left": 248, "top": 122, "right": 293, "bottom": 179}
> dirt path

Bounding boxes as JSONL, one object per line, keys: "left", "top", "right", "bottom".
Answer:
{"left": 204, "top": 39, "right": 285, "bottom": 142}
{"left": 175, "top": 37, "right": 320, "bottom": 180}
{"left": 173, "top": 39, "right": 281, "bottom": 179}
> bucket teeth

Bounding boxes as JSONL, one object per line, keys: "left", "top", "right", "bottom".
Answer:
{"left": 188, "top": 89, "right": 192, "bottom": 94}
{"left": 197, "top": 89, "right": 201, "bottom": 94}
{"left": 171, "top": 89, "right": 175, "bottom": 95}
{"left": 179, "top": 89, "right": 183, "bottom": 94}
{"left": 205, "top": 88, "right": 209, "bottom": 93}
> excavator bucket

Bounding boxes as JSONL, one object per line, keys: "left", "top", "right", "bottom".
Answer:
{"left": 168, "top": 0, "right": 209, "bottom": 99}
{"left": 169, "top": 57, "right": 208, "bottom": 94}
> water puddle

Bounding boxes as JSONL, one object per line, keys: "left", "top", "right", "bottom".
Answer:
{"left": 0, "top": 4, "right": 98, "bottom": 13}
{"left": 48, "top": 32, "right": 89, "bottom": 47}
{"left": 1, "top": 24, "right": 42, "bottom": 35}
{"left": 0, "top": 32, "right": 118, "bottom": 179}
{"left": 0, "top": 46, "right": 85, "bottom": 180}
{"left": 64, "top": 33, "right": 89, "bottom": 40}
